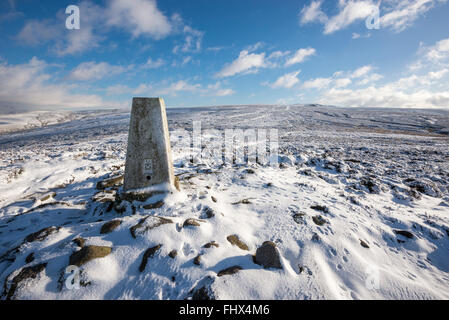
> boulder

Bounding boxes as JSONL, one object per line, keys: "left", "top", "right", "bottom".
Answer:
{"left": 226, "top": 235, "right": 249, "bottom": 251}
{"left": 217, "top": 265, "right": 242, "bottom": 277}
{"left": 139, "top": 245, "right": 162, "bottom": 272}
{"left": 100, "top": 220, "right": 122, "bottom": 234}
{"left": 69, "top": 245, "right": 112, "bottom": 267}
{"left": 254, "top": 241, "right": 282, "bottom": 269}
{"left": 130, "top": 216, "right": 173, "bottom": 238}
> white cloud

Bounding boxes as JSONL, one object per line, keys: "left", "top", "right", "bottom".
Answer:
{"left": 16, "top": 0, "right": 178, "bottom": 56}
{"left": 300, "top": 0, "right": 328, "bottom": 24}
{"left": 351, "top": 65, "right": 373, "bottom": 78}
{"left": 381, "top": 0, "right": 439, "bottom": 32}
{"left": 300, "top": 0, "right": 446, "bottom": 34}
{"left": 106, "top": 0, "right": 172, "bottom": 39}
{"left": 0, "top": 57, "right": 114, "bottom": 112}
{"left": 215, "top": 50, "right": 267, "bottom": 78}
{"left": 69, "top": 62, "right": 129, "bottom": 81}
{"left": 285, "top": 48, "right": 316, "bottom": 66}
{"left": 302, "top": 77, "right": 332, "bottom": 89}
{"left": 270, "top": 70, "right": 301, "bottom": 89}
{"left": 17, "top": 20, "right": 61, "bottom": 45}
{"left": 425, "top": 38, "right": 449, "bottom": 62}
{"left": 145, "top": 57, "right": 165, "bottom": 69}
{"left": 334, "top": 77, "right": 352, "bottom": 88}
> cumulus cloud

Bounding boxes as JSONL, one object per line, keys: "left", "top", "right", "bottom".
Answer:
{"left": 106, "top": 0, "right": 172, "bottom": 39}
{"left": 16, "top": 0, "right": 178, "bottom": 56}
{"left": 299, "top": 0, "right": 328, "bottom": 24}
{"left": 299, "top": 0, "right": 445, "bottom": 34}
{"left": 0, "top": 57, "right": 114, "bottom": 113}
{"left": 302, "top": 77, "right": 333, "bottom": 89}
{"left": 215, "top": 50, "right": 267, "bottom": 78}
{"left": 285, "top": 48, "right": 316, "bottom": 66}
{"left": 270, "top": 70, "right": 301, "bottom": 89}
{"left": 69, "top": 62, "right": 129, "bottom": 81}
{"left": 145, "top": 57, "right": 165, "bottom": 69}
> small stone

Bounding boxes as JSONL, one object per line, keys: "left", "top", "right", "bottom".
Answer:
{"left": 312, "top": 233, "right": 320, "bottom": 242}
{"left": 96, "top": 175, "right": 124, "bottom": 190}
{"left": 193, "top": 255, "right": 202, "bottom": 266}
{"left": 73, "top": 237, "right": 85, "bottom": 248}
{"left": 226, "top": 235, "right": 249, "bottom": 251}
{"left": 254, "top": 241, "right": 282, "bottom": 269}
{"left": 310, "top": 205, "right": 329, "bottom": 213}
{"left": 360, "top": 239, "right": 370, "bottom": 248}
{"left": 217, "top": 265, "right": 242, "bottom": 277}
{"left": 203, "top": 206, "right": 215, "bottom": 218}
{"left": 183, "top": 218, "right": 202, "bottom": 228}
{"left": 143, "top": 200, "right": 164, "bottom": 210}
{"left": 211, "top": 196, "right": 217, "bottom": 203}
{"left": 100, "top": 220, "right": 122, "bottom": 234}
{"left": 69, "top": 245, "right": 112, "bottom": 267}
{"left": 168, "top": 250, "right": 177, "bottom": 259}
{"left": 394, "top": 230, "right": 414, "bottom": 239}
{"left": 312, "top": 215, "right": 327, "bottom": 226}
{"left": 203, "top": 241, "right": 219, "bottom": 249}
{"left": 232, "top": 199, "right": 252, "bottom": 205}
{"left": 139, "top": 244, "right": 162, "bottom": 272}
{"left": 25, "top": 252, "right": 35, "bottom": 264}
{"left": 292, "top": 212, "right": 306, "bottom": 224}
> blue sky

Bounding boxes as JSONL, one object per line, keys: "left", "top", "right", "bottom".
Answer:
{"left": 0, "top": 0, "right": 448, "bottom": 112}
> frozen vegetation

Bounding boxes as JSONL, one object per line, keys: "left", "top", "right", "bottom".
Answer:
{"left": 0, "top": 104, "right": 448, "bottom": 300}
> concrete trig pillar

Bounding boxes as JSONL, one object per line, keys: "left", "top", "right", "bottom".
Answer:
{"left": 123, "top": 97, "right": 176, "bottom": 193}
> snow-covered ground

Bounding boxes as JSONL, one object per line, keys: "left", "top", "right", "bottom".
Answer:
{"left": 0, "top": 104, "right": 448, "bottom": 300}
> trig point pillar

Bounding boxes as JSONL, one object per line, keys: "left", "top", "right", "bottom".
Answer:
{"left": 123, "top": 97, "right": 175, "bottom": 192}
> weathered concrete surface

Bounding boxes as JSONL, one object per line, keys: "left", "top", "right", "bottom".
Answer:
{"left": 124, "top": 98, "right": 175, "bottom": 192}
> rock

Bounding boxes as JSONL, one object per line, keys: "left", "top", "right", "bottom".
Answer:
{"left": 310, "top": 205, "right": 329, "bottom": 213}
{"left": 193, "top": 255, "right": 202, "bottom": 266}
{"left": 312, "top": 215, "right": 327, "bottom": 226}
{"left": 24, "top": 226, "right": 59, "bottom": 243}
{"left": 174, "top": 176, "right": 180, "bottom": 191}
{"left": 69, "top": 245, "right": 112, "bottom": 267}
{"left": 183, "top": 218, "right": 204, "bottom": 228}
{"left": 360, "top": 177, "right": 380, "bottom": 194}
{"left": 312, "top": 232, "right": 321, "bottom": 242}
{"left": 360, "top": 239, "right": 370, "bottom": 248}
{"left": 73, "top": 237, "right": 85, "bottom": 248}
{"left": 203, "top": 241, "right": 219, "bottom": 249}
{"left": 143, "top": 200, "right": 164, "bottom": 210}
{"left": 92, "top": 190, "right": 116, "bottom": 203}
{"left": 191, "top": 276, "right": 215, "bottom": 300}
{"left": 96, "top": 175, "right": 124, "bottom": 190}
{"left": 226, "top": 235, "right": 249, "bottom": 251}
{"left": 232, "top": 199, "right": 252, "bottom": 205}
{"left": 394, "top": 230, "right": 414, "bottom": 239}
{"left": 39, "top": 192, "right": 56, "bottom": 202}
{"left": 130, "top": 216, "right": 173, "bottom": 238}
{"left": 217, "top": 265, "right": 242, "bottom": 277}
{"left": 254, "top": 241, "right": 282, "bottom": 269}
{"left": 3, "top": 263, "right": 47, "bottom": 300}
{"left": 25, "top": 252, "right": 35, "bottom": 264}
{"left": 405, "top": 179, "right": 441, "bottom": 198}
{"left": 243, "top": 168, "right": 256, "bottom": 174}
{"left": 292, "top": 212, "right": 306, "bottom": 224}
{"left": 203, "top": 206, "right": 215, "bottom": 218}
{"left": 139, "top": 244, "right": 162, "bottom": 272}
{"left": 100, "top": 220, "right": 122, "bottom": 234}
{"left": 211, "top": 196, "right": 217, "bottom": 203}
{"left": 168, "top": 250, "right": 177, "bottom": 259}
